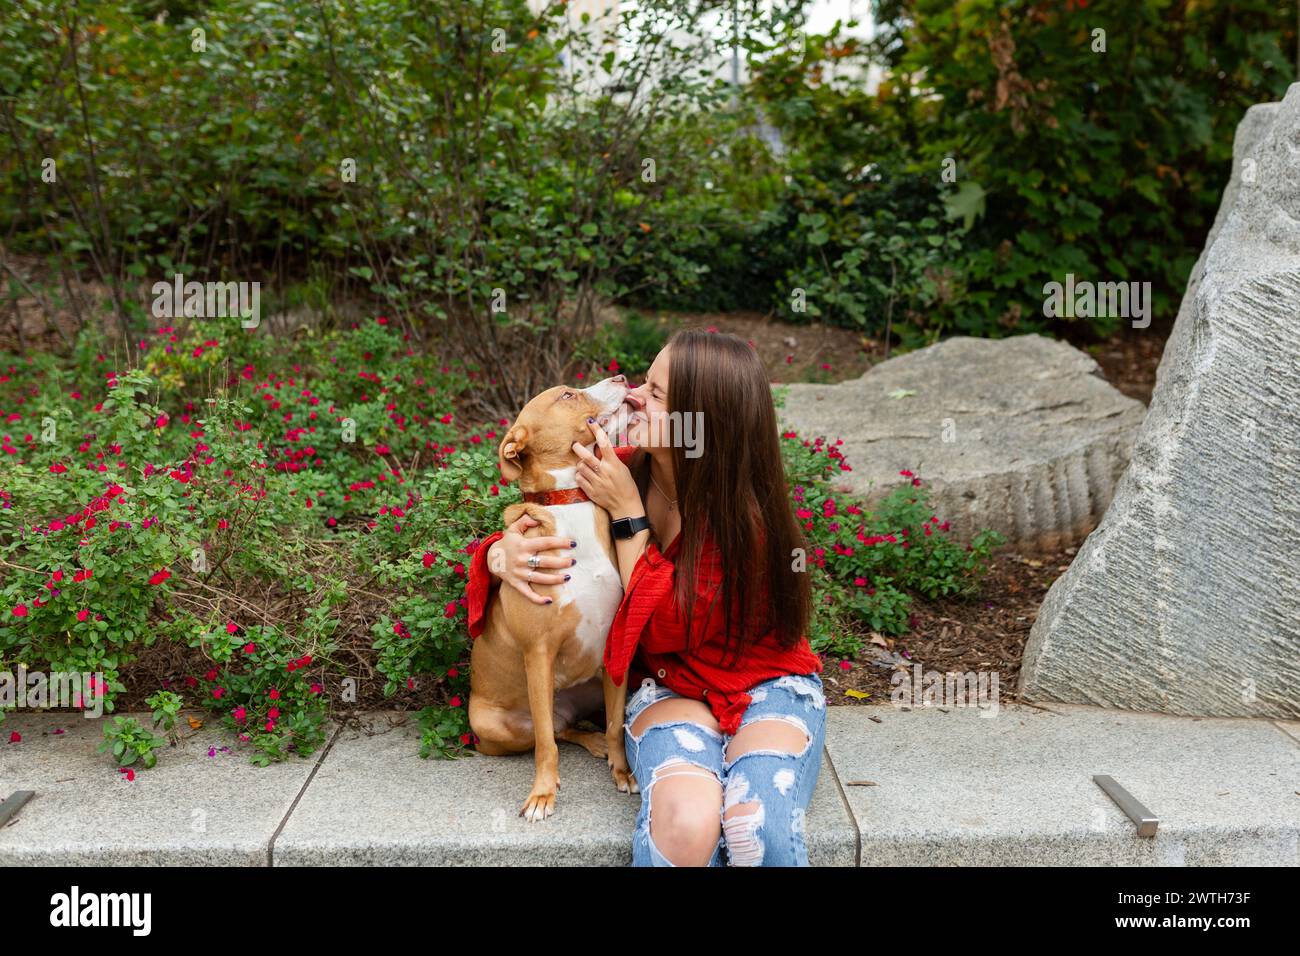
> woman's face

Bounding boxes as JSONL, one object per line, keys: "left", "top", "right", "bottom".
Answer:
{"left": 624, "top": 347, "right": 670, "bottom": 449}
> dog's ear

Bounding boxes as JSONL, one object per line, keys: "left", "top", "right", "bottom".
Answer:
{"left": 497, "top": 424, "right": 529, "bottom": 483}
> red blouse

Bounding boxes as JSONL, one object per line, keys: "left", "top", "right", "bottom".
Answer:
{"left": 464, "top": 444, "right": 824, "bottom": 735}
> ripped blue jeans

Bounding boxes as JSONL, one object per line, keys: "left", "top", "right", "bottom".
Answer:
{"left": 621, "top": 671, "right": 828, "bottom": 867}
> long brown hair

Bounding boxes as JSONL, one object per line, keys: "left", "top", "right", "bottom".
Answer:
{"left": 629, "top": 328, "right": 811, "bottom": 666}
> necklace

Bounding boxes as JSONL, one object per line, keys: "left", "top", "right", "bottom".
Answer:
{"left": 649, "top": 470, "right": 678, "bottom": 511}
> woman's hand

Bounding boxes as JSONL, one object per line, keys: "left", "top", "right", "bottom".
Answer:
{"left": 487, "top": 512, "right": 576, "bottom": 606}
{"left": 573, "top": 420, "right": 643, "bottom": 517}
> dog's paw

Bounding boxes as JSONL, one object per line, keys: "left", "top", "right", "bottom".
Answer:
{"left": 610, "top": 762, "right": 638, "bottom": 795}
{"left": 520, "top": 787, "right": 558, "bottom": 822}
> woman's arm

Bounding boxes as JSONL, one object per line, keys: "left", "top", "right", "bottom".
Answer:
{"left": 612, "top": 522, "right": 651, "bottom": 591}
{"left": 465, "top": 514, "right": 574, "bottom": 637}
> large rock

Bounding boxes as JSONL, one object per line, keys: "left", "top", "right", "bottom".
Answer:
{"left": 1019, "top": 84, "right": 1300, "bottom": 719}
{"left": 775, "top": 334, "right": 1146, "bottom": 552}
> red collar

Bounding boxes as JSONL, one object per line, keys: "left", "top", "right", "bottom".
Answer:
{"left": 521, "top": 487, "right": 590, "bottom": 506}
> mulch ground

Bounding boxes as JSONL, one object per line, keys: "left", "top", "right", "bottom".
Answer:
{"left": 822, "top": 546, "right": 1080, "bottom": 708}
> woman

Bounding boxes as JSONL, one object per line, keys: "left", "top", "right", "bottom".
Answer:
{"left": 467, "top": 328, "right": 826, "bottom": 866}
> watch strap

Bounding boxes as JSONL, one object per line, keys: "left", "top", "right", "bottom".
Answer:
{"left": 611, "top": 514, "right": 651, "bottom": 540}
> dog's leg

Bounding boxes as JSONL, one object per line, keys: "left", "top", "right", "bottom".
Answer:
{"left": 556, "top": 727, "right": 608, "bottom": 758}
{"left": 602, "top": 667, "right": 638, "bottom": 794}
{"left": 520, "top": 644, "right": 561, "bottom": 822}
{"left": 553, "top": 675, "right": 608, "bottom": 757}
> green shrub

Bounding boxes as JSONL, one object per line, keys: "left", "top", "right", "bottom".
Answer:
{"left": 99, "top": 715, "right": 166, "bottom": 769}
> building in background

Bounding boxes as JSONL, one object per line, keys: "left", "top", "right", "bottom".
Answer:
{"left": 528, "top": 1, "right": 878, "bottom": 91}
{"left": 525, "top": 1, "right": 881, "bottom": 154}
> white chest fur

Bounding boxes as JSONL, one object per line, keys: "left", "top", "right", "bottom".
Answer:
{"left": 540, "top": 466, "right": 625, "bottom": 676}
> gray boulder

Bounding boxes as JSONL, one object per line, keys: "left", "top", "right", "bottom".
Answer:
{"left": 1019, "top": 83, "right": 1300, "bottom": 719}
{"left": 774, "top": 334, "right": 1146, "bottom": 552}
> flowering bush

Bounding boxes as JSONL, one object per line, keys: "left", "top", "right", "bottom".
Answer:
{"left": 2, "top": 318, "right": 1002, "bottom": 763}
{"left": 780, "top": 431, "right": 1004, "bottom": 660}
{"left": 0, "top": 318, "right": 487, "bottom": 760}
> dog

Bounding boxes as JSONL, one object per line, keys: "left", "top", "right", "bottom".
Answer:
{"left": 468, "top": 375, "right": 639, "bottom": 822}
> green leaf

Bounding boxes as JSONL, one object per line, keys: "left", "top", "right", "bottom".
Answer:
{"left": 942, "top": 181, "right": 986, "bottom": 231}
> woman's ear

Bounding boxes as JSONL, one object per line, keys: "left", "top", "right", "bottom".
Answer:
{"left": 498, "top": 425, "right": 529, "bottom": 483}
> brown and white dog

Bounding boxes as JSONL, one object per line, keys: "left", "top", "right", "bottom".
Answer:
{"left": 469, "top": 375, "right": 639, "bottom": 822}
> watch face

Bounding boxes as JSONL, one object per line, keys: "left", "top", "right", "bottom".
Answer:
{"left": 612, "top": 516, "right": 642, "bottom": 539}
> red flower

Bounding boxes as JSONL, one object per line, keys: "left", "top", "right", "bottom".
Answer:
{"left": 8, "top": 731, "right": 20, "bottom": 743}
{"left": 449, "top": 695, "right": 462, "bottom": 707}
{"left": 443, "top": 600, "right": 459, "bottom": 618}
{"left": 148, "top": 569, "right": 171, "bottom": 586}
{"left": 76, "top": 609, "right": 90, "bottom": 622}
{"left": 422, "top": 552, "right": 436, "bottom": 568}
{"left": 226, "top": 621, "right": 239, "bottom": 634}
{"left": 268, "top": 688, "right": 280, "bottom": 700}
{"left": 244, "top": 642, "right": 256, "bottom": 654}
{"left": 11, "top": 604, "right": 28, "bottom": 617}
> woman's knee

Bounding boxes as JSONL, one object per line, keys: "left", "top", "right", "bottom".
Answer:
{"left": 645, "top": 760, "right": 724, "bottom": 866}
{"left": 721, "top": 793, "right": 810, "bottom": 867}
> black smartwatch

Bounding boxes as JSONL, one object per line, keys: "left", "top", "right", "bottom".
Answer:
{"left": 611, "top": 514, "right": 652, "bottom": 540}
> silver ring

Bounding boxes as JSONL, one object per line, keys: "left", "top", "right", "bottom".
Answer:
{"left": 527, "top": 554, "right": 541, "bottom": 569}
